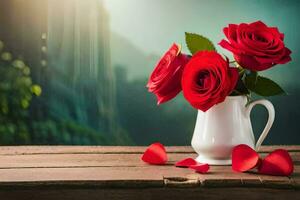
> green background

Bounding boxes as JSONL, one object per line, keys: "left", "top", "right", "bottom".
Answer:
{"left": 0, "top": 0, "right": 299, "bottom": 145}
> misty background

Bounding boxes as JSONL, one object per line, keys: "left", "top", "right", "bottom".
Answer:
{"left": 0, "top": 0, "right": 299, "bottom": 145}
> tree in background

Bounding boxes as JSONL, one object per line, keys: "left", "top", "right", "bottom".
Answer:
{"left": 0, "top": 40, "right": 116, "bottom": 145}
{"left": 0, "top": 0, "right": 132, "bottom": 145}
{"left": 0, "top": 40, "right": 42, "bottom": 144}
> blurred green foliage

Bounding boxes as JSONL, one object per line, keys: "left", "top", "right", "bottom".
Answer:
{"left": 0, "top": 40, "right": 41, "bottom": 144}
{"left": 0, "top": 40, "right": 118, "bottom": 145}
{"left": 29, "top": 120, "right": 109, "bottom": 145}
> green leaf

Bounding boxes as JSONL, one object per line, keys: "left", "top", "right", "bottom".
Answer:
{"left": 21, "top": 99, "right": 29, "bottom": 109}
{"left": 31, "top": 84, "right": 42, "bottom": 96}
{"left": 185, "top": 32, "right": 216, "bottom": 55}
{"left": 231, "top": 78, "right": 249, "bottom": 96}
{"left": 245, "top": 74, "right": 286, "bottom": 97}
{"left": 244, "top": 71, "right": 258, "bottom": 89}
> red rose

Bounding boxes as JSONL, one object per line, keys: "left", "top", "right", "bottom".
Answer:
{"left": 147, "top": 43, "right": 190, "bottom": 105}
{"left": 219, "top": 21, "right": 291, "bottom": 71}
{"left": 182, "top": 51, "right": 238, "bottom": 112}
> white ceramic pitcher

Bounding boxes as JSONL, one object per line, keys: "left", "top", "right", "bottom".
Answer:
{"left": 191, "top": 95, "right": 275, "bottom": 165}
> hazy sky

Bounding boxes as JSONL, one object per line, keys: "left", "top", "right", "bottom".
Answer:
{"left": 103, "top": 0, "right": 300, "bottom": 85}
{"left": 104, "top": 0, "right": 299, "bottom": 54}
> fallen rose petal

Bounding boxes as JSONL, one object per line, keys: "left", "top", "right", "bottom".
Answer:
{"left": 141, "top": 142, "right": 168, "bottom": 165}
{"left": 232, "top": 144, "right": 259, "bottom": 172}
{"left": 189, "top": 163, "right": 210, "bottom": 174}
{"left": 175, "top": 158, "right": 197, "bottom": 168}
{"left": 258, "top": 149, "right": 294, "bottom": 176}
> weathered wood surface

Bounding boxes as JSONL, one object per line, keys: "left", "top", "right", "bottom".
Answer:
{"left": 0, "top": 146, "right": 299, "bottom": 200}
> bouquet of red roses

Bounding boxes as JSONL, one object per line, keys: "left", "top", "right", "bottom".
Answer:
{"left": 147, "top": 21, "right": 291, "bottom": 111}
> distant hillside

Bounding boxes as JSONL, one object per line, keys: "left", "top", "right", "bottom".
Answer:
{"left": 110, "top": 32, "right": 160, "bottom": 80}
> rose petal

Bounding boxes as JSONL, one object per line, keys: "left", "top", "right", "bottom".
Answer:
{"left": 141, "top": 142, "right": 168, "bottom": 165}
{"left": 232, "top": 144, "right": 260, "bottom": 172}
{"left": 218, "top": 40, "right": 240, "bottom": 54}
{"left": 277, "top": 47, "right": 292, "bottom": 64}
{"left": 175, "top": 158, "right": 197, "bottom": 168}
{"left": 249, "top": 20, "right": 267, "bottom": 28}
{"left": 189, "top": 163, "right": 210, "bottom": 174}
{"left": 258, "top": 149, "right": 294, "bottom": 176}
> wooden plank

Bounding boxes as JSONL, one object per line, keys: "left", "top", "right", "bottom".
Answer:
{"left": 185, "top": 167, "right": 259, "bottom": 187}
{"left": 0, "top": 164, "right": 297, "bottom": 189}
{"left": 0, "top": 152, "right": 298, "bottom": 169}
{"left": 0, "top": 145, "right": 299, "bottom": 155}
{"left": 0, "top": 146, "right": 193, "bottom": 155}
{"left": 0, "top": 188, "right": 299, "bottom": 200}
{"left": 0, "top": 146, "right": 298, "bottom": 190}
{"left": 259, "top": 145, "right": 300, "bottom": 152}
{"left": 0, "top": 166, "right": 191, "bottom": 184}
{"left": 0, "top": 153, "right": 196, "bottom": 168}
{"left": 290, "top": 165, "right": 300, "bottom": 188}
{"left": 181, "top": 166, "right": 292, "bottom": 188}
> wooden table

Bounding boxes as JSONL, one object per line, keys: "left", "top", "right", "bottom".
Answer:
{"left": 0, "top": 146, "right": 299, "bottom": 200}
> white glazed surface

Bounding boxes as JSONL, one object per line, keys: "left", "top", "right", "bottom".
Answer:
{"left": 191, "top": 96, "right": 275, "bottom": 165}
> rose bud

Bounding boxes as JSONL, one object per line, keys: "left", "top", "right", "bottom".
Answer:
{"left": 219, "top": 21, "right": 291, "bottom": 71}
{"left": 147, "top": 43, "right": 190, "bottom": 105}
{"left": 181, "top": 51, "right": 238, "bottom": 112}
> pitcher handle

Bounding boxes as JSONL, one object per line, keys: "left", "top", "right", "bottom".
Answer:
{"left": 246, "top": 99, "right": 275, "bottom": 151}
